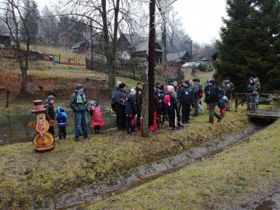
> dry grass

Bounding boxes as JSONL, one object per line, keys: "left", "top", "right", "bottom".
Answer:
{"left": 88, "top": 119, "right": 280, "bottom": 210}
{"left": 0, "top": 109, "right": 248, "bottom": 209}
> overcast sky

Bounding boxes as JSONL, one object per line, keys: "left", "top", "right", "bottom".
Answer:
{"left": 36, "top": 0, "right": 227, "bottom": 44}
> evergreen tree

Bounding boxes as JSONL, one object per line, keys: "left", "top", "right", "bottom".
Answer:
{"left": 20, "top": 0, "right": 40, "bottom": 43}
{"left": 217, "top": 0, "right": 280, "bottom": 91}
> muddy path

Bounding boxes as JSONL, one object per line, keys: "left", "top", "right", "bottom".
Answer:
{"left": 32, "top": 123, "right": 262, "bottom": 210}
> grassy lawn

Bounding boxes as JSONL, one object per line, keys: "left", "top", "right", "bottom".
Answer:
{"left": 87, "top": 120, "right": 280, "bottom": 210}
{"left": 0, "top": 109, "right": 249, "bottom": 209}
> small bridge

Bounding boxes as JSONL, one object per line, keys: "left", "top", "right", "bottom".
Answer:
{"left": 246, "top": 110, "right": 280, "bottom": 120}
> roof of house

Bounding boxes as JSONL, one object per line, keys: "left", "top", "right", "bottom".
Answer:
{"left": 120, "top": 33, "right": 162, "bottom": 53}
{"left": 167, "top": 51, "right": 189, "bottom": 61}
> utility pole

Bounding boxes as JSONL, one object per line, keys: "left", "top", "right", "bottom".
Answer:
{"left": 148, "top": 0, "right": 156, "bottom": 126}
{"left": 90, "top": 19, "right": 94, "bottom": 68}
{"left": 190, "top": 40, "right": 193, "bottom": 62}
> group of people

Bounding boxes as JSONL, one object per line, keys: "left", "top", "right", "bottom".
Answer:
{"left": 111, "top": 76, "right": 237, "bottom": 133}
{"left": 42, "top": 75, "right": 260, "bottom": 140}
{"left": 44, "top": 84, "right": 105, "bottom": 141}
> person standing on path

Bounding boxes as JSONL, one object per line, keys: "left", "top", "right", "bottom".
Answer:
{"left": 221, "top": 76, "right": 235, "bottom": 111}
{"left": 70, "top": 84, "right": 89, "bottom": 141}
{"left": 205, "top": 79, "right": 223, "bottom": 124}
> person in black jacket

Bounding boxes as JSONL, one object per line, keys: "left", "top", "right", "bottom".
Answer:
{"left": 112, "top": 83, "right": 126, "bottom": 130}
{"left": 181, "top": 80, "right": 193, "bottom": 124}
{"left": 204, "top": 79, "right": 222, "bottom": 124}
{"left": 44, "top": 95, "right": 55, "bottom": 136}
{"left": 247, "top": 77, "right": 259, "bottom": 112}
{"left": 126, "top": 88, "right": 137, "bottom": 134}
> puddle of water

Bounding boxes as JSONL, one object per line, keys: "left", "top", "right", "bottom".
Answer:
{"left": 0, "top": 110, "right": 116, "bottom": 145}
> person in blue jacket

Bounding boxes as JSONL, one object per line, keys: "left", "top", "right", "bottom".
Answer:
{"left": 56, "top": 106, "right": 68, "bottom": 140}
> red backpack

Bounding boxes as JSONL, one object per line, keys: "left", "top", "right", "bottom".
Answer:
{"left": 164, "top": 94, "right": 171, "bottom": 106}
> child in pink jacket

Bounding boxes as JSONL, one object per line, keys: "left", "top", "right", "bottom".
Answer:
{"left": 89, "top": 101, "right": 104, "bottom": 133}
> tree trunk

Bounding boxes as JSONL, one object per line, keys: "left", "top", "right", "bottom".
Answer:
{"left": 148, "top": 0, "right": 156, "bottom": 126}
{"left": 162, "top": 12, "right": 167, "bottom": 71}
{"left": 19, "top": 65, "right": 28, "bottom": 95}
{"left": 101, "top": 0, "right": 119, "bottom": 91}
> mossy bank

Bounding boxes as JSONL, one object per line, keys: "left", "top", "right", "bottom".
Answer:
{"left": 0, "top": 111, "right": 248, "bottom": 209}
{"left": 88, "top": 120, "right": 280, "bottom": 210}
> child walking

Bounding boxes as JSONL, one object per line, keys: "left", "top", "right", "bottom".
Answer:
{"left": 89, "top": 101, "right": 104, "bottom": 133}
{"left": 55, "top": 106, "right": 68, "bottom": 139}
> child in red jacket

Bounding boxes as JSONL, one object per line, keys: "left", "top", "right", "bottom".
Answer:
{"left": 89, "top": 101, "right": 104, "bottom": 133}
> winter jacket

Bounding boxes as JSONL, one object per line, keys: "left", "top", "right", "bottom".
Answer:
{"left": 192, "top": 82, "right": 203, "bottom": 99}
{"left": 112, "top": 89, "right": 126, "bottom": 107}
{"left": 222, "top": 82, "right": 235, "bottom": 99}
{"left": 135, "top": 87, "right": 143, "bottom": 111}
{"left": 125, "top": 95, "right": 137, "bottom": 115}
{"left": 217, "top": 87, "right": 226, "bottom": 108}
{"left": 44, "top": 100, "right": 55, "bottom": 120}
{"left": 164, "top": 92, "right": 178, "bottom": 111}
{"left": 247, "top": 83, "right": 258, "bottom": 95}
{"left": 204, "top": 84, "right": 220, "bottom": 104}
{"left": 90, "top": 106, "right": 104, "bottom": 128}
{"left": 181, "top": 86, "right": 193, "bottom": 105}
{"left": 55, "top": 106, "right": 68, "bottom": 128}
{"left": 70, "top": 91, "right": 87, "bottom": 112}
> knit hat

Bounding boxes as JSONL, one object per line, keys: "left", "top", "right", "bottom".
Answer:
{"left": 130, "top": 88, "right": 136, "bottom": 96}
{"left": 89, "top": 100, "right": 98, "bottom": 107}
{"left": 75, "top": 84, "right": 84, "bottom": 90}
{"left": 116, "top": 81, "right": 122, "bottom": 88}
{"left": 119, "top": 83, "right": 126, "bottom": 89}
{"left": 47, "top": 95, "right": 55, "bottom": 101}
{"left": 167, "top": 85, "right": 174, "bottom": 92}
{"left": 193, "top": 78, "right": 200, "bottom": 83}
{"left": 184, "top": 80, "right": 190, "bottom": 85}
{"left": 168, "top": 78, "right": 175, "bottom": 85}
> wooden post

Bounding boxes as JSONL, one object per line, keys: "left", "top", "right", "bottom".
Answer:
{"left": 5, "top": 90, "right": 10, "bottom": 108}
{"left": 148, "top": 0, "right": 156, "bottom": 126}
{"left": 142, "top": 77, "right": 149, "bottom": 137}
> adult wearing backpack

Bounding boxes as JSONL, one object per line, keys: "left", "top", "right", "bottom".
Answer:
{"left": 204, "top": 79, "right": 222, "bottom": 124}
{"left": 70, "top": 84, "right": 89, "bottom": 141}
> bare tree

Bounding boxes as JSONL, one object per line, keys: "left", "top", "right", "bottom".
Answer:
{"left": 63, "top": 0, "right": 137, "bottom": 90}
{"left": 157, "top": 0, "right": 178, "bottom": 70}
{"left": 0, "top": 0, "right": 32, "bottom": 95}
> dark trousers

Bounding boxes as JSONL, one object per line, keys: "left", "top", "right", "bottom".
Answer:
{"left": 136, "top": 108, "right": 141, "bottom": 127}
{"left": 158, "top": 106, "right": 166, "bottom": 125}
{"left": 74, "top": 111, "right": 88, "bottom": 140}
{"left": 115, "top": 104, "right": 126, "bottom": 130}
{"left": 94, "top": 125, "right": 101, "bottom": 133}
{"left": 48, "top": 126, "right": 55, "bottom": 137}
{"left": 126, "top": 114, "right": 135, "bottom": 134}
{"left": 167, "top": 109, "right": 176, "bottom": 128}
{"left": 58, "top": 127, "right": 66, "bottom": 139}
{"left": 177, "top": 103, "right": 181, "bottom": 125}
{"left": 182, "top": 103, "right": 191, "bottom": 123}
